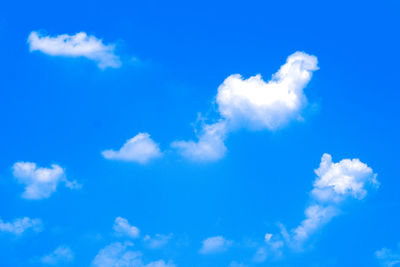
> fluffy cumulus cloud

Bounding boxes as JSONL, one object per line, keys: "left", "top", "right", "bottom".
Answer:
{"left": 28, "top": 31, "right": 121, "bottom": 69}
{"left": 0, "top": 217, "right": 42, "bottom": 235}
{"left": 92, "top": 242, "right": 175, "bottom": 267}
{"left": 41, "top": 246, "right": 74, "bottom": 265}
{"left": 12, "top": 162, "right": 80, "bottom": 200}
{"left": 255, "top": 154, "right": 378, "bottom": 262}
{"left": 143, "top": 234, "right": 173, "bottom": 249}
{"left": 173, "top": 52, "right": 318, "bottom": 161}
{"left": 199, "top": 236, "right": 233, "bottom": 254}
{"left": 113, "top": 217, "right": 140, "bottom": 238}
{"left": 102, "top": 133, "right": 162, "bottom": 164}
{"left": 375, "top": 245, "right": 400, "bottom": 266}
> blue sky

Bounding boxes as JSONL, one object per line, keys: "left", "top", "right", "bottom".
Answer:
{"left": 1, "top": 0, "right": 400, "bottom": 266}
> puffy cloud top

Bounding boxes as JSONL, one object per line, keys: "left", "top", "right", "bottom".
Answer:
{"left": 199, "top": 236, "right": 232, "bottom": 254}
{"left": 113, "top": 217, "right": 140, "bottom": 238}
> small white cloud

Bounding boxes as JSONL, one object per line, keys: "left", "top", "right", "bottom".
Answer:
{"left": 12, "top": 162, "right": 80, "bottom": 200}
{"left": 28, "top": 31, "right": 121, "bottom": 69}
{"left": 143, "top": 234, "right": 173, "bottom": 249}
{"left": 199, "top": 236, "right": 232, "bottom": 254}
{"left": 0, "top": 217, "right": 42, "bottom": 235}
{"left": 92, "top": 242, "right": 175, "bottom": 267}
{"left": 375, "top": 245, "right": 400, "bottom": 267}
{"left": 172, "top": 52, "right": 318, "bottom": 161}
{"left": 102, "top": 133, "right": 162, "bottom": 164}
{"left": 113, "top": 217, "right": 140, "bottom": 238}
{"left": 41, "top": 246, "right": 74, "bottom": 265}
{"left": 171, "top": 121, "right": 227, "bottom": 162}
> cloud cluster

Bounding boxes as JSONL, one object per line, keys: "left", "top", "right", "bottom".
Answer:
{"left": 28, "top": 31, "right": 121, "bottom": 69}
{"left": 12, "top": 161, "right": 80, "bottom": 199}
{"left": 113, "top": 217, "right": 140, "bottom": 238}
{"left": 199, "top": 236, "right": 233, "bottom": 254}
{"left": 41, "top": 246, "right": 74, "bottom": 265}
{"left": 102, "top": 133, "right": 162, "bottom": 164}
{"left": 92, "top": 242, "right": 175, "bottom": 267}
{"left": 173, "top": 51, "right": 318, "bottom": 161}
{"left": 0, "top": 217, "right": 42, "bottom": 235}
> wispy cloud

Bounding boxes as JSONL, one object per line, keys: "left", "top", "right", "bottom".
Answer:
{"left": 12, "top": 161, "right": 80, "bottom": 200}
{"left": 113, "top": 217, "right": 140, "bottom": 238}
{"left": 102, "top": 133, "right": 162, "bottom": 164}
{"left": 41, "top": 246, "right": 74, "bottom": 265}
{"left": 375, "top": 245, "right": 400, "bottom": 267}
{"left": 92, "top": 242, "right": 175, "bottom": 267}
{"left": 199, "top": 236, "right": 233, "bottom": 254}
{"left": 172, "top": 51, "right": 318, "bottom": 161}
{"left": 0, "top": 217, "right": 42, "bottom": 235}
{"left": 144, "top": 233, "right": 173, "bottom": 249}
{"left": 28, "top": 31, "right": 121, "bottom": 69}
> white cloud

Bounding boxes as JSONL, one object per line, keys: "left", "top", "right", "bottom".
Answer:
{"left": 143, "top": 234, "right": 173, "bottom": 249}
{"left": 216, "top": 52, "right": 318, "bottom": 130}
{"left": 0, "top": 217, "right": 42, "bottom": 235}
{"left": 291, "top": 153, "right": 378, "bottom": 245}
{"left": 171, "top": 121, "right": 227, "bottom": 162}
{"left": 375, "top": 245, "right": 400, "bottom": 267}
{"left": 199, "top": 236, "right": 232, "bottom": 254}
{"left": 12, "top": 161, "right": 80, "bottom": 200}
{"left": 92, "top": 242, "right": 175, "bottom": 267}
{"left": 102, "top": 133, "right": 162, "bottom": 164}
{"left": 173, "top": 52, "right": 318, "bottom": 161}
{"left": 28, "top": 31, "right": 121, "bottom": 69}
{"left": 41, "top": 246, "right": 74, "bottom": 265}
{"left": 113, "top": 217, "right": 140, "bottom": 238}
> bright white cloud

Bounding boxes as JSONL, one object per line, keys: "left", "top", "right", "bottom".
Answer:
{"left": 0, "top": 217, "right": 42, "bottom": 235}
{"left": 217, "top": 52, "right": 318, "bottom": 130}
{"left": 375, "top": 245, "right": 400, "bottom": 267}
{"left": 171, "top": 121, "right": 227, "bottom": 162}
{"left": 102, "top": 133, "right": 162, "bottom": 164}
{"left": 255, "top": 154, "right": 378, "bottom": 261}
{"left": 199, "top": 236, "right": 232, "bottom": 254}
{"left": 113, "top": 217, "right": 140, "bottom": 238}
{"left": 28, "top": 31, "right": 121, "bottom": 69}
{"left": 173, "top": 52, "right": 318, "bottom": 161}
{"left": 92, "top": 242, "right": 175, "bottom": 267}
{"left": 41, "top": 246, "right": 74, "bottom": 265}
{"left": 143, "top": 234, "right": 173, "bottom": 249}
{"left": 12, "top": 161, "right": 80, "bottom": 200}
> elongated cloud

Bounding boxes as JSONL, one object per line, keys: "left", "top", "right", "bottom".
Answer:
{"left": 0, "top": 217, "right": 42, "bottom": 235}
{"left": 12, "top": 162, "right": 80, "bottom": 200}
{"left": 28, "top": 31, "right": 121, "bottom": 69}
{"left": 41, "top": 246, "right": 74, "bottom": 265}
{"left": 92, "top": 242, "right": 175, "bottom": 267}
{"left": 144, "top": 233, "right": 173, "bottom": 249}
{"left": 102, "top": 133, "right": 161, "bottom": 164}
{"left": 173, "top": 52, "right": 318, "bottom": 161}
{"left": 113, "top": 217, "right": 140, "bottom": 238}
{"left": 256, "top": 154, "right": 378, "bottom": 262}
{"left": 199, "top": 236, "right": 233, "bottom": 254}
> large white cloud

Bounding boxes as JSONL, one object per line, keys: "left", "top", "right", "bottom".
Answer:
{"left": 173, "top": 52, "right": 318, "bottom": 161}
{"left": 92, "top": 242, "right": 175, "bottom": 267}
{"left": 28, "top": 31, "right": 121, "bottom": 69}
{"left": 0, "top": 217, "right": 42, "bottom": 235}
{"left": 12, "top": 162, "right": 80, "bottom": 200}
{"left": 41, "top": 246, "right": 74, "bottom": 265}
{"left": 217, "top": 52, "right": 318, "bottom": 130}
{"left": 113, "top": 217, "right": 140, "bottom": 238}
{"left": 199, "top": 236, "right": 233, "bottom": 254}
{"left": 102, "top": 133, "right": 162, "bottom": 164}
